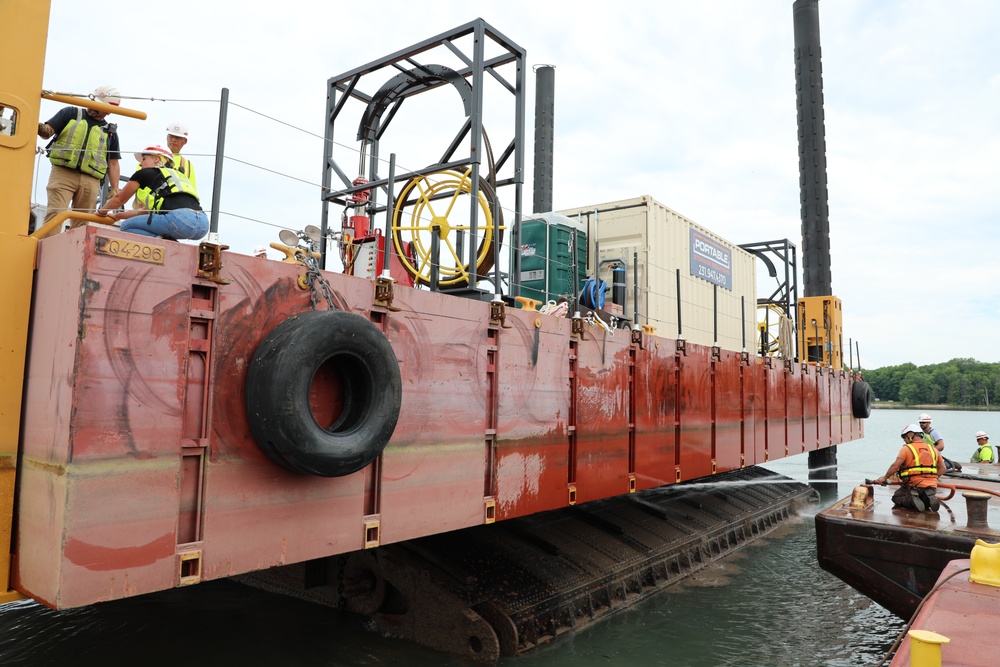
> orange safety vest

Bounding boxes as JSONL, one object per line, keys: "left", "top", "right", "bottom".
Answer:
{"left": 899, "top": 440, "right": 939, "bottom": 480}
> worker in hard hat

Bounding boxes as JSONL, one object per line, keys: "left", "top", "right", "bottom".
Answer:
{"left": 164, "top": 121, "right": 196, "bottom": 187}
{"left": 254, "top": 245, "right": 268, "bottom": 258}
{"left": 971, "top": 431, "right": 995, "bottom": 463}
{"left": 874, "top": 424, "right": 941, "bottom": 512}
{"left": 918, "top": 413, "right": 961, "bottom": 472}
{"left": 96, "top": 145, "right": 208, "bottom": 241}
{"left": 133, "top": 121, "right": 197, "bottom": 210}
{"left": 36, "top": 85, "right": 123, "bottom": 236}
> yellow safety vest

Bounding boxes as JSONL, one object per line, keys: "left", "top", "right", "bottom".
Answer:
{"left": 133, "top": 154, "right": 196, "bottom": 205}
{"left": 973, "top": 444, "right": 994, "bottom": 463}
{"left": 172, "top": 154, "right": 196, "bottom": 187}
{"left": 48, "top": 109, "right": 112, "bottom": 179}
{"left": 135, "top": 167, "right": 199, "bottom": 210}
{"left": 900, "top": 441, "right": 939, "bottom": 478}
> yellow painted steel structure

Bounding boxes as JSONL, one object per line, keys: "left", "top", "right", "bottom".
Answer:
{"left": 797, "top": 295, "right": 843, "bottom": 369}
{"left": 0, "top": 0, "right": 146, "bottom": 603}
{"left": 0, "top": 0, "right": 51, "bottom": 605}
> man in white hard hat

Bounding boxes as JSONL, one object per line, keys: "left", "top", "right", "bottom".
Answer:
{"left": 971, "top": 431, "right": 995, "bottom": 463}
{"left": 917, "top": 414, "right": 943, "bottom": 451}
{"left": 254, "top": 245, "right": 268, "bottom": 258}
{"left": 164, "top": 121, "right": 196, "bottom": 187}
{"left": 918, "top": 413, "right": 961, "bottom": 472}
{"left": 36, "top": 85, "right": 123, "bottom": 235}
{"left": 875, "top": 424, "right": 941, "bottom": 512}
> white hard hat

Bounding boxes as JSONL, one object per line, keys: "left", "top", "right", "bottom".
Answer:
{"left": 166, "top": 122, "right": 189, "bottom": 139}
{"left": 92, "top": 85, "right": 121, "bottom": 106}
{"left": 918, "top": 413, "right": 932, "bottom": 423}
{"left": 133, "top": 145, "right": 174, "bottom": 166}
{"left": 901, "top": 424, "right": 920, "bottom": 436}
{"left": 254, "top": 246, "right": 268, "bottom": 256}
{"left": 976, "top": 431, "right": 989, "bottom": 439}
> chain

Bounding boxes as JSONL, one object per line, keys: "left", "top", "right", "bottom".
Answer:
{"left": 302, "top": 253, "right": 337, "bottom": 311}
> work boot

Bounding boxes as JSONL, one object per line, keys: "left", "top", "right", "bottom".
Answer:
{"left": 909, "top": 488, "right": 926, "bottom": 512}
{"left": 927, "top": 492, "right": 940, "bottom": 512}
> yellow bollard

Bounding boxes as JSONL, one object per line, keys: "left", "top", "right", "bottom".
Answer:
{"left": 513, "top": 296, "right": 540, "bottom": 311}
{"left": 969, "top": 538, "right": 1000, "bottom": 587}
{"left": 907, "top": 629, "right": 949, "bottom": 667}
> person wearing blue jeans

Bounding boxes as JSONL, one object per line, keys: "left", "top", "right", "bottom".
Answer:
{"left": 97, "top": 145, "right": 208, "bottom": 240}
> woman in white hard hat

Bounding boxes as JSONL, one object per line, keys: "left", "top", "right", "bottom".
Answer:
{"left": 132, "top": 122, "right": 197, "bottom": 211}
{"left": 971, "top": 431, "right": 995, "bottom": 463}
{"left": 96, "top": 145, "right": 208, "bottom": 240}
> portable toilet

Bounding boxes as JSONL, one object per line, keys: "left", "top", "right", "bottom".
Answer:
{"left": 518, "top": 212, "right": 588, "bottom": 305}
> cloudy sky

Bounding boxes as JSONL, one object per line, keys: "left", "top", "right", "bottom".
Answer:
{"left": 34, "top": 0, "right": 999, "bottom": 370}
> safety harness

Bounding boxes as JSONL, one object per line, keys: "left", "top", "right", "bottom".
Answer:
{"left": 899, "top": 440, "right": 939, "bottom": 478}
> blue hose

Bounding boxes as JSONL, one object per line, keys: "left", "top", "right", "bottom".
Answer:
{"left": 581, "top": 278, "right": 606, "bottom": 310}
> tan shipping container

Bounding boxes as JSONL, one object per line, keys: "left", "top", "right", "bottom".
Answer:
{"left": 557, "top": 195, "right": 756, "bottom": 352}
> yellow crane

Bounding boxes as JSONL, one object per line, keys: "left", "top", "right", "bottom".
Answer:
{"left": 0, "top": 0, "right": 146, "bottom": 602}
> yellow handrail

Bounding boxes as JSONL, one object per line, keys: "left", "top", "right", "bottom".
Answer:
{"left": 29, "top": 211, "right": 115, "bottom": 239}
{"left": 41, "top": 91, "right": 147, "bottom": 120}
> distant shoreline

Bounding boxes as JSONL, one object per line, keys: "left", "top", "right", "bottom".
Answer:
{"left": 873, "top": 404, "right": 997, "bottom": 412}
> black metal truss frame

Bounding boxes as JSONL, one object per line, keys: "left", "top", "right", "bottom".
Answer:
{"left": 739, "top": 239, "right": 799, "bottom": 360}
{"left": 319, "top": 18, "right": 526, "bottom": 285}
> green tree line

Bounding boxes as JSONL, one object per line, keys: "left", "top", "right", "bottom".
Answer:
{"left": 863, "top": 358, "right": 1000, "bottom": 406}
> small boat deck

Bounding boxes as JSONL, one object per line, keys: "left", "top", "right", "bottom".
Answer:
{"left": 816, "top": 464, "right": 1000, "bottom": 620}
{"left": 888, "top": 558, "right": 1000, "bottom": 667}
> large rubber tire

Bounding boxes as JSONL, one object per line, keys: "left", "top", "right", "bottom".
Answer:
{"left": 246, "top": 310, "right": 401, "bottom": 477}
{"left": 851, "top": 380, "right": 873, "bottom": 419}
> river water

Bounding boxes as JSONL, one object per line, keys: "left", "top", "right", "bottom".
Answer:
{"left": 4, "top": 409, "right": 998, "bottom": 666}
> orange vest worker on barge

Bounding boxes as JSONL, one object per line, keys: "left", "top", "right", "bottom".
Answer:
{"left": 875, "top": 424, "right": 941, "bottom": 512}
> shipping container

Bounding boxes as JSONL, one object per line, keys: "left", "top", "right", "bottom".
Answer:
{"left": 558, "top": 196, "right": 756, "bottom": 352}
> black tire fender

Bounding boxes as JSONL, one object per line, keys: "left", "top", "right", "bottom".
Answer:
{"left": 851, "top": 380, "right": 873, "bottom": 419}
{"left": 245, "top": 310, "right": 401, "bottom": 477}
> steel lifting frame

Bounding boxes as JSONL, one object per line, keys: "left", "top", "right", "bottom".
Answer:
{"left": 739, "top": 239, "right": 799, "bottom": 361}
{"left": 319, "top": 18, "right": 526, "bottom": 294}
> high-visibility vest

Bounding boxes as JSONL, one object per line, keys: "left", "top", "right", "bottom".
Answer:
{"left": 134, "top": 167, "right": 199, "bottom": 211}
{"left": 48, "top": 109, "right": 112, "bottom": 179}
{"left": 900, "top": 440, "right": 939, "bottom": 478}
{"left": 973, "top": 444, "right": 995, "bottom": 463}
{"left": 133, "top": 154, "right": 196, "bottom": 205}
{"left": 172, "top": 154, "right": 196, "bottom": 187}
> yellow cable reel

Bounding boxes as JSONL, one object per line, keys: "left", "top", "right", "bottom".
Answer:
{"left": 391, "top": 168, "right": 503, "bottom": 287}
{"left": 756, "top": 304, "right": 794, "bottom": 359}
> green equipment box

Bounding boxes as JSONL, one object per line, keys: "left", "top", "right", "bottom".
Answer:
{"left": 519, "top": 212, "right": 588, "bottom": 305}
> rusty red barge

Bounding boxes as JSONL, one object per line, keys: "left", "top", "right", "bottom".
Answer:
{"left": 3, "top": 2, "right": 870, "bottom": 663}
{"left": 13, "top": 223, "right": 866, "bottom": 609}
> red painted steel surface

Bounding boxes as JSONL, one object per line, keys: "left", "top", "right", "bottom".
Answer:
{"left": 14, "top": 226, "right": 864, "bottom": 609}
{"left": 889, "top": 559, "right": 1000, "bottom": 667}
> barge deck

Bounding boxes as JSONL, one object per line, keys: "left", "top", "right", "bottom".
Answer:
{"left": 816, "top": 464, "right": 1000, "bottom": 620}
